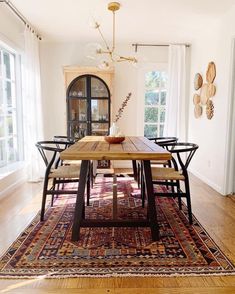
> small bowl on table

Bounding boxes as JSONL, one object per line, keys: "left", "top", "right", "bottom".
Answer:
{"left": 104, "top": 136, "right": 125, "bottom": 144}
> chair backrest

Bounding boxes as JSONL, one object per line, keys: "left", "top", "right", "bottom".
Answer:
{"left": 35, "top": 141, "right": 70, "bottom": 170}
{"left": 148, "top": 136, "right": 178, "bottom": 147}
{"left": 163, "top": 142, "right": 199, "bottom": 176}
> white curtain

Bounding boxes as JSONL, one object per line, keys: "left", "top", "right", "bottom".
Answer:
{"left": 164, "top": 45, "right": 186, "bottom": 141}
{"left": 22, "top": 26, "right": 44, "bottom": 182}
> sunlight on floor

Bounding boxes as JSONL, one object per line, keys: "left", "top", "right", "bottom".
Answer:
{"left": 0, "top": 273, "right": 55, "bottom": 293}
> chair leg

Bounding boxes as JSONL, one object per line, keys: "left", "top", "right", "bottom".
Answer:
{"left": 86, "top": 170, "right": 90, "bottom": 206}
{"left": 185, "top": 178, "right": 193, "bottom": 224}
{"left": 141, "top": 166, "right": 145, "bottom": 208}
{"left": 40, "top": 177, "right": 49, "bottom": 221}
{"left": 176, "top": 181, "right": 182, "bottom": 210}
{"left": 51, "top": 178, "right": 57, "bottom": 207}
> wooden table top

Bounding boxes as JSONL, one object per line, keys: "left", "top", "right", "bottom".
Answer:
{"left": 61, "top": 136, "right": 171, "bottom": 161}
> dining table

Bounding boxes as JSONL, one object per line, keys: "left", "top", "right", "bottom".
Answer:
{"left": 60, "top": 136, "right": 171, "bottom": 241}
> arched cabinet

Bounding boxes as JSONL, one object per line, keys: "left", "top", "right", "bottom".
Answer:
{"left": 64, "top": 66, "right": 114, "bottom": 138}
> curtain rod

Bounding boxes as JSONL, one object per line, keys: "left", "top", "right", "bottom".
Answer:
{"left": 0, "top": 0, "right": 42, "bottom": 40}
{"left": 132, "top": 43, "right": 190, "bottom": 52}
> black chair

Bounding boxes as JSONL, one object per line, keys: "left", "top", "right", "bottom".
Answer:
{"left": 136, "top": 137, "right": 178, "bottom": 187}
{"left": 36, "top": 141, "right": 90, "bottom": 221}
{"left": 148, "top": 136, "right": 178, "bottom": 146}
{"left": 142, "top": 142, "right": 199, "bottom": 224}
{"left": 53, "top": 135, "right": 95, "bottom": 189}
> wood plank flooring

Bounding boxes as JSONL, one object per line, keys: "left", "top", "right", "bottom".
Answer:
{"left": 0, "top": 173, "right": 235, "bottom": 293}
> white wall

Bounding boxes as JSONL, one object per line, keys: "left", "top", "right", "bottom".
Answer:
{"left": 39, "top": 42, "right": 168, "bottom": 139}
{"left": 188, "top": 7, "right": 235, "bottom": 195}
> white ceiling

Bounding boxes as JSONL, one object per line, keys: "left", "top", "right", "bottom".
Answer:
{"left": 8, "top": 0, "right": 235, "bottom": 43}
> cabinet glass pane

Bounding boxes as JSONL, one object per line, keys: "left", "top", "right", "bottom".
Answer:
{"left": 91, "top": 99, "right": 109, "bottom": 121}
{"left": 69, "top": 122, "right": 87, "bottom": 138}
{"left": 69, "top": 77, "right": 87, "bottom": 97}
{"left": 91, "top": 123, "right": 109, "bottom": 136}
{"left": 69, "top": 99, "right": 87, "bottom": 121}
{"left": 91, "top": 77, "right": 108, "bottom": 97}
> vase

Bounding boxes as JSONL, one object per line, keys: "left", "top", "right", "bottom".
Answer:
{"left": 109, "top": 122, "right": 120, "bottom": 136}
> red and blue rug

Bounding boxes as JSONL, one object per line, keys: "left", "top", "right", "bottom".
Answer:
{"left": 0, "top": 176, "right": 234, "bottom": 278}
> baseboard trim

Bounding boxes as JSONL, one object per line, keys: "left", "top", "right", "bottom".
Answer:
{"left": 189, "top": 168, "right": 223, "bottom": 195}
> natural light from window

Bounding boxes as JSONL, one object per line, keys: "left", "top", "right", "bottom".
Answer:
{"left": 0, "top": 46, "right": 19, "bottom": 169}
{"left": 144, "top": 70, "right": 167, "bottom": 138}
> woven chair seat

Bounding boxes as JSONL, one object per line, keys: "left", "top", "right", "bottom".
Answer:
{"left": 50, "top": 165, "right": 81, "bottom": 179}
{"left": 151, "top": 167, "right": 185, "bottom": 181}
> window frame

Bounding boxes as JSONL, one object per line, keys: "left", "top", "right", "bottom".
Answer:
{"left": 0, "top": 40, "right": 23, "bottom": 175}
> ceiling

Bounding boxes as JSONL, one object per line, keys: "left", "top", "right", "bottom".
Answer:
{"left": 7, "top": 0, "right": 235, "bottom": 43}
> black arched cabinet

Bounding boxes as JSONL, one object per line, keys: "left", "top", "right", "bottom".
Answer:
{"left": 67, "top": 74, "right": 111, "bottom": 138}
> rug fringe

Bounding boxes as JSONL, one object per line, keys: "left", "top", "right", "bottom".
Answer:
{"left": 1, "top": 271, "right": 235, "bottom": 279}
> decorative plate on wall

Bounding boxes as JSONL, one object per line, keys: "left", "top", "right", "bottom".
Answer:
{"left": 193, "top": 94, "right": 201, "bottom": 105}
{"left": 194, "top": 104, "right": 203, "bottom": 118}
{"left": 206, "top": 62, "right": 216, "bottom": 83}
{"left": 194, "top": 73, "right": 203, "bottom": 90}
{"left": 200, "top": 84, "right": 209, "bottom": 105}
{"left": 207, "top": 83, "right": 216, "bottom": 98}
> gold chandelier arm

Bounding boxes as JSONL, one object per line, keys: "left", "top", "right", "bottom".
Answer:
{"left": 96, "top": 24, "right": 111, "bottom": 53}
{"left": 117, "top": 56, "right": 138, "bottom": 63}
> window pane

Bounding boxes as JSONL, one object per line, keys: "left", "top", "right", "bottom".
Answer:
{"left": 145, "top": 71, "right": 161, "bottom": 91}
{"left": 69, "top": 77, "right": 87, "bottom": 97}
{"left": 145, "top": 107, "right": 158, "bottom": 123}
{"left": 68, "top": 99, "right": 87, "bottom": 121}
{"left": 161, "top": 72, "right": 168, "bottom": 88}
{"left": 3, "top": 52, "right": 11, "bottom": 79}
{"left": 144, "top": 124, "right": 158, "bottom": 138}
{"left": 91, "top": 99, "right": 109, "bottom": 121}
{"left": 0, "top": 116, "right": 4, "bottom": 137}
{"left": 91, "top": 77, "right": 108, "bottom": 97}
{"left": 5, "top": 81, "right": 12, "bottom": 107}
{"left": 91, "top": 123, "right": 109, "bottom": 135}
{"left": 159, "top": 124, "right": 164, "bottom": 136}
{"left": 160, "top": 108, "right": 165, "bottom": 123}
{"left": 6, "top": 115, "right": 13, "bottom": 135}
{"left": 0, "top": 80, "right": 3, "bottom": 111}
{"left": 7, "top": 137, "right": 17, "bottom": 162}
{"left": 160, "top": 90, "right": 166, "bottom": 105}
{"left": 145, "top": 92, "right": 159, "bottom": 105}
{"left": 0, "top": 140, "right": 6, "bottom": 167}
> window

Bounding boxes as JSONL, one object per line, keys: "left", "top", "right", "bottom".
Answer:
{"left": 0, "top": 45, "right": 22, "bottom": 169}
{"left": 144, "top": 70, "right": 168, "bottom": 138}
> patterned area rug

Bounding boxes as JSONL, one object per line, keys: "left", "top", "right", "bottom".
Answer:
{"left": 0, "top": 176, "right": 235, "bottom": 278}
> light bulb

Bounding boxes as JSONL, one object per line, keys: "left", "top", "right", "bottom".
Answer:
{"left": 84, "top": 43, "right": 103, "bottom": 60}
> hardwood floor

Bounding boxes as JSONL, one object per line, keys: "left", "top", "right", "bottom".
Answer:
{"left": 0, "top": 173, "right": 235, "bottom": 293}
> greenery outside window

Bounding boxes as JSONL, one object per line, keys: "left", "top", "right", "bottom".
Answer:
{"left": 0, "top": 44, "right": 22, "bottom": 170}
{"left": 144, "top": 70, "right": 168, "bottom": 138}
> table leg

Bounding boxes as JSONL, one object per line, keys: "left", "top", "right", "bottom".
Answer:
{"left": 142, "top": 160, "right": 159, "bottom": 241}
{"left": 132, "top": 160, "right": 137, "bottom": 181}
{"left": 71, "top": 160, "right": 89, "bottom": 241}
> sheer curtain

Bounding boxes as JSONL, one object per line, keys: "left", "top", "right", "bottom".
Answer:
{"left": 164, "top": 45, "right": 186, "bottom": 141}
{"left": 22, "top": 26, "right": 44, "bottom": 182}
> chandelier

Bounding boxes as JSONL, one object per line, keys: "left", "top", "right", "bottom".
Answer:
{"left": 87, "top": 2, "right": 137, "bottom": 68}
